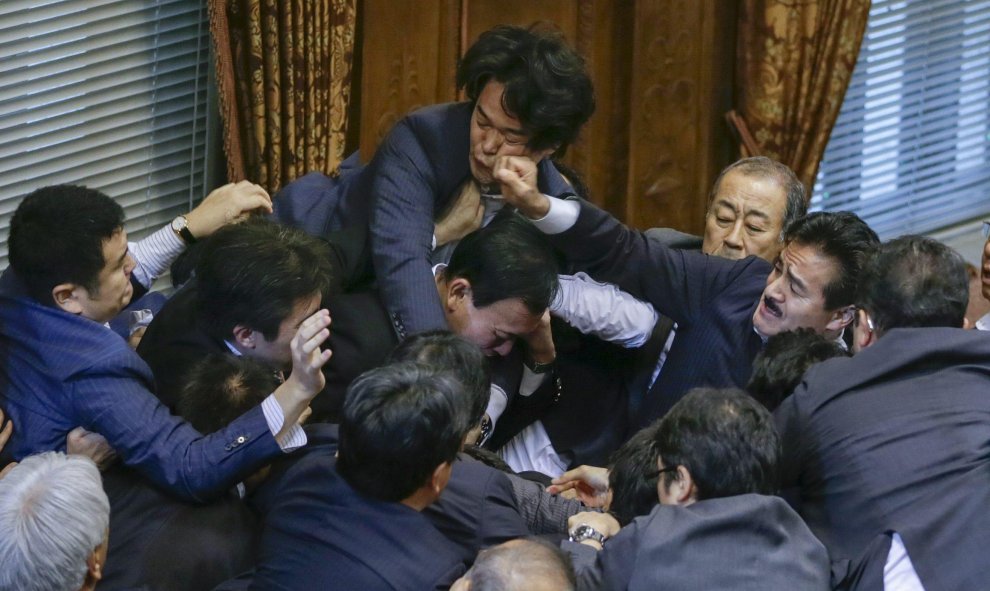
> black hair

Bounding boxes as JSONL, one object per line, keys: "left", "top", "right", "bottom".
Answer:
{"left": 457, "top": 23, "right": 595, "bottom": 156}
{"left": 708, "top": 157, "right": 807, "bottom": 236}
{"left": 443, "top": 212, "right": 559, "bottom": 315}
{"left": 468, "top": 537, "right": 576, "bottom": 591}
{"left": 654, "top": 388, "right": 779, "bottom": 500}
{"left": 336, "top": 362, "right": 472, "bottom": 502}
{"left": 607, "top": 422, "right": 661, "bottom": 526}
{"left": 196, "top": 219, "right": 332, "bottom": 341}
{"left": 387, "top": 330, "right": 491, "bottom": 427}
{"left": 175, "top": 354, "right": 279, "bottom": 433}
{"left": 856, "top": 235, "right": 969, "bottom": 333}
{"left": 747, "top": 328, "right": 849, "bottom": 412}
{"left": 9, "top": 185, "right": 125, "bottom": 303}
{"left": 784, "top": 211, "right": 879, "bottom": 310}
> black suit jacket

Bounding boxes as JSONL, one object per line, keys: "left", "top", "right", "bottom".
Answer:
{"left": 546, "top": 201, "right": 769, "bottom": 427}
{"left": 775, "top": 327, "right": 990, "bottom": 591}
{"left": 567, "top": 495, "right": 830, "bottom": 591}
{"left": 249, "top": 454, "right": 465, "bottom": 590}
{"left": 100, "top": 465, "right": 257, "bottom": 591}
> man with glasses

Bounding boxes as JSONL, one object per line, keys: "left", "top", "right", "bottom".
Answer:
{"left": 775, "top": 235, "right": 990, "bottom": 591}
{"left": 559, "top": 389, "right": 830, "bottom": 591}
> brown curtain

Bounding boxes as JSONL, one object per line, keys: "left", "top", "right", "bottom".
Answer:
{"left": 736, "top": 0, "right": 870, "bottom": 191}
{"left": 209, "top": 0, "right": 357, "bottom": 193}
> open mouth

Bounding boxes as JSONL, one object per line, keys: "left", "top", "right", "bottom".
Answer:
{"left": 762, "top": 296, "right": 782, "bottom": 318}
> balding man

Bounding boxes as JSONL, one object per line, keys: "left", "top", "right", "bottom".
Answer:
{"left": 452, "top": 538, "right": 576, "bottom": 591}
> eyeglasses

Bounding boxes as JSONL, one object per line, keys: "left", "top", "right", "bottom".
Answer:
{"left": 853, "top": 308, "right": 875, "bottom": 333}
{"left": 645, "top": 465, "right": 679, "bottom": 480}
{"left": 983, "top": 220, "right": 990, "bottom": 240}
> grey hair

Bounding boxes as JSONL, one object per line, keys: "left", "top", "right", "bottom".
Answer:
{"left": 467, "top": 538, "right": 575, "bottom": 591}
{"left": 0, "top": 452, "right": 109, "bottom": 591}
{"left": 708, "top": 156, "right": 808, "bottom": 240}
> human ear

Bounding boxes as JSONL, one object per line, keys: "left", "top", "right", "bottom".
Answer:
{"left": 445, "top": 277, "right": 473, "bottom": 312}
{"left": 231, "top": 325, "right": 256, "bottom": 349}
{"left": 51, "top": 283, "right": 84, "bottom": 315}
{"left": 826, "top": 305, "right": 856, "bottom": 332}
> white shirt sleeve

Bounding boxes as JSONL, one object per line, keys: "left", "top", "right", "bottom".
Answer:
{"left": 551, "top": 273, "right": 659, "bottom": 348}
{"left": 128, "top": 225, "right": 186, "bottom": 289}
{"left": 884, "top": 533, "right": 926, "bottom": 591}
{"left": 260, "top": 395, "right": 308, "bottom": 452}
{"left": 530, "top": 195, "right": 580, "bottom": 235}
{"left": 485, "top": 383, "right": 510, "bottom": 425}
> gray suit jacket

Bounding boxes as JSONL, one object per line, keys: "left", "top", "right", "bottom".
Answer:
{"left": 566, "top": 494, "right": 830, "bottom": 591}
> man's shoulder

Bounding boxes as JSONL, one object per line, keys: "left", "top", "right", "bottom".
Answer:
{"left": 644, "top": 227, "right": 704, "bottom": 250}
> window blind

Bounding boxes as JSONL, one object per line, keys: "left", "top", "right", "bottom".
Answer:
{"left": 813, "top": 0, "right": 990, "bottom": 239}
{"left": 0, "top": 0, "right": 209, "bottom": 269}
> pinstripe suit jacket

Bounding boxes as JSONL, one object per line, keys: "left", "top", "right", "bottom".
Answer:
{"left": 545, "top": 201, "right": 769, "bottom": 427}
{"left": 0, "top": 270, "right": 282, "bottom": 502}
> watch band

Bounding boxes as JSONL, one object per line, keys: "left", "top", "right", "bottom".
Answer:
{"left": 569, "top": 523, "right": 607, "bottom": 546}
{"left": 524, "top": 357, "right": 555, "bottom": 374}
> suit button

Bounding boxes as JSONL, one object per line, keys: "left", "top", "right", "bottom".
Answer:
{"left": 236, "top": 436, "right": 246, "bottom": 444}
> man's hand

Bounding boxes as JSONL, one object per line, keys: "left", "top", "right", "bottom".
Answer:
{"left": 185, "top": 180, "right": 274, "bottom": 238}
{"left": 66, "top": 427, "right": 119, "bottom": 471}
{"left": 548, "top": 464, "right": 611, "bottom": 508}
{"left": 0, "top": 408, "right": 14, "bottom": 479}
{"left": 273, "top": 309, "right": 333, "bottom": 439}
{"left": 522, "top": 310, "right": 556, "bottom": 366}
{"left": 435, "top": 180, "right": 484, "bottom": 247}
{"left": 568, "top": 511, "right": 622, "bottom": 550}
{"left": 493, "top": 155, "right": 550, "bottom": 219}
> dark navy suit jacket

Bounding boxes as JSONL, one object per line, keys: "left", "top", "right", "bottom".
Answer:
{"left": 546, "top": 200, "right": 769, "bottom": 427}
{"left": 277, "top": 102, "right": 578, "bottom": 338}
{"left": 249, "top": 453, "right": 465, "bottom": 590}
{"left": 0, "top": 270, "right": 280, "bottom": 502}
{"left": 775, "top": 327, "right": 990, "bottom": 591}
{"left": 567, "top": 495, "right": 830, "bottom": 591}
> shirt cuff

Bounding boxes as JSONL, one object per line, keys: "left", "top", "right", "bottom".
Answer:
{"left": 261, "top": 395, "right": 308, "bottom": 452}
{"left": 519, "top": 366, "right": 550, "bottom": 396}
{"left": 530, "top": 195, "right": 580, "bottom": 235}
{"left": 485, "top": 384, "right": 510, "bottom": 426}
{"left": 129, "top": 224, "right": 186, "bottom": 289}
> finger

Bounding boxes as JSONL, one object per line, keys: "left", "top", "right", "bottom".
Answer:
{"left": 294, "top": 310, "right": 332, "bottom": 342}
{"left": 552, "top": 466, "right": 590, "bottom": 485}
{"left": 0, "top": 418, "right": 12, "bottom": 448}
{"left": 300, "top": 327, "right": 331, "bottom": 356}
{"left": 546, "top": 480, "right": 578, "bottom": 495}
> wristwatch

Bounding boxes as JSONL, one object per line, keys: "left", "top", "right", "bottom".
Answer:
{"left": 170, "top": 215, "right": 197, "bottom": 245}
{"left": 524, "top": 357, "right": 555, "bottom": 374}
{"left": 569, "top": 523, "right": 607, "bottom": 546}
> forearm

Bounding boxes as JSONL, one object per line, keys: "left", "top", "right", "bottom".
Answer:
{"left": 552, "top": 273, "right": 658, "bottom": 347}
{"left": 129, "top": 225, "right": 185, "bottom": 289}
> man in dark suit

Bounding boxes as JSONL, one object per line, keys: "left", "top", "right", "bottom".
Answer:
{"left": 249, "top": 363, "right": 474, "bottom": 590}
{"left": 0, "top": 186, "right": 332, "bottom": 502}
{"left": 137, "top": 219, "right": 390, "bottom": 420}
{"left": 494, "top": 158, "right": 879, "bottom": 427}
{"left": 562, "top": 388, "right": 830, "bottom": 591}
{"left": 775, "top": 235, "right": 990, "bottom": 591}
{"left": 276, "top": 24, "right": 594, "bottom": 338}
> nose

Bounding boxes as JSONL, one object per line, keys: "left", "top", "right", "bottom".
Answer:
{"left": 724, "top": 221, "right": 744, "bottom": 252}
{"left": 124, "top": 254, "right": 137, "bottom": 277}
{"left": 492, "top": 339, "right": 514, "bottom": 357}
{"left": 481, "top": 128, "right": 501, "bottom": 155}
{"left": 763, "top": 273, "right": 784, "bottom": 302}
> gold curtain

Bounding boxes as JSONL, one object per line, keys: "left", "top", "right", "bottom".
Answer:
{"left": 736, "top": 0, "right": 871, "bottom": 191}
{"left": 209, "top": 0, "right": 357, "bottom": 193}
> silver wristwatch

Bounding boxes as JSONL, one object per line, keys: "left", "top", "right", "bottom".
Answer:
{"left": 569, "top": 523, "right": 607, "bottom": 546}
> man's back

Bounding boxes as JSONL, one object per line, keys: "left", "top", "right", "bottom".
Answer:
{"left": 776, "top": 327, "right": 990, "bottom": 591}
{"left": 250, "top": 453, "right": 465, "bottom": 590}
{"left": 577, "top": 494, "right": 829, "bottom": 591}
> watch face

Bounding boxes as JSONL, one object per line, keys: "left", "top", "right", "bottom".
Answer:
{"left": 171, "top": 216, "right": 186, "bottom": 231}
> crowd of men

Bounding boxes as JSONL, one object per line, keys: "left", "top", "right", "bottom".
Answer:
{"left": 0, "top": 22, "right": 988, "bottom": 591}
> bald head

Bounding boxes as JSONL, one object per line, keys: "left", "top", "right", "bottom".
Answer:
{"left": 453, "top": 538, "right": 575, "bottom": 591}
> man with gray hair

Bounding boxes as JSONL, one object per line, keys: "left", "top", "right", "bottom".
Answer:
{"left": 451, "top": 538, "right": 576, "bottom": 591}
{"left": 0, "top": 452, "right": 110, "bottom": 591}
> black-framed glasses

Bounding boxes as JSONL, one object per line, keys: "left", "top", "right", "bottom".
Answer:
{"left": 645, "top": 465, "right": 679, "bottom": 480}
{"left": 853, "top": 308, "right": 875, "bottom": 333}
{"left": 982, "top": 220, "right": 990, "bottom": 240}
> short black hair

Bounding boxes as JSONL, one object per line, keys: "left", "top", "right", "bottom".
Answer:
{"left": 443, "top": 212, "right": 559, "bottom": 315}
{"left": 196, "top": 219, "right": 332, "bottom": 341}
{"left": 336, "top": 362, "right": 472, "bottom": 503}
{"left": 9, "top": 185, "right": 125, "bottom": 303}
{"left": 457, "top": 24, "right": 595, "bottom": 156}
{"left": 784, "top": 211, "right": 879, "bottom": 310}
{"left": 387, "top": 330, "right": 491, "bottom": 428}
{"left": 747, "top": 328, "right": 849, "bottom": 411}
{"left": 176, "top": 354, "right": 279, "bottom": 433}
{"left": 709, "top": 157, "right": 807, "bottom": 236}
{"left": 607, "top": 422, "right": 661, "bottom": 526}
{"left": 467, "top": 538, "right": 576, "bottom": 591}
{"left": 856, "top": 235, "right": 969, "bottom": 333}
{"left": 654, "top": 388, "right": 779, "bottom": 500}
